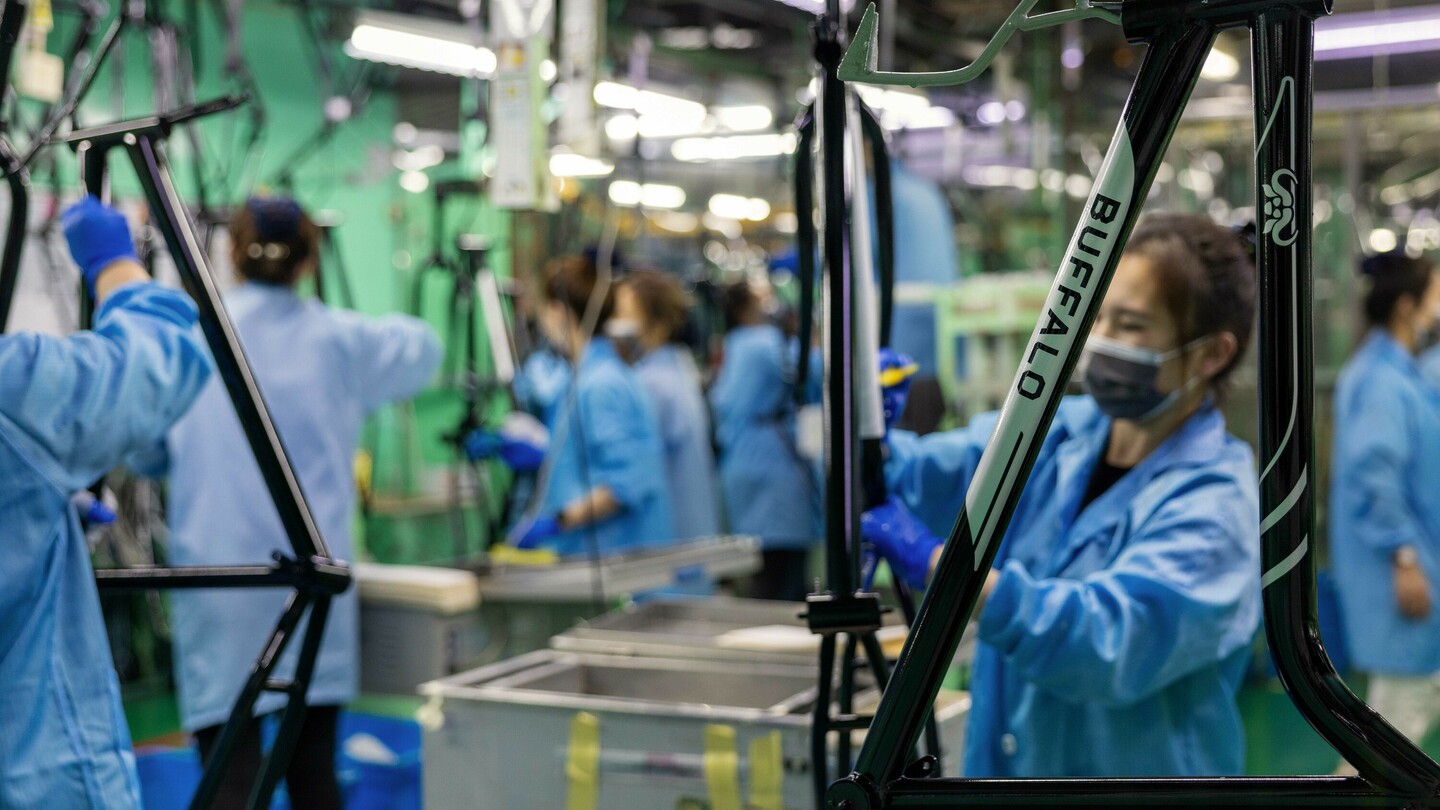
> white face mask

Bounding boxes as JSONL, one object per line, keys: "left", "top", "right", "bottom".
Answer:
{"left": 604, "top": 318, "right": 642, "bottom": 339}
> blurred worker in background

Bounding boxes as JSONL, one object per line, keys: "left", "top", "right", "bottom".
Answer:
{"left": 1332, "top": 251, "right": 1440, "bottom": 761}
{"left": 864, "top": 213, "right": 1260, "bottom": 776}
{"left": 470, "top": 254, "right": 673, "bottom": 555}
{"left": 710, "top": 279, "right": 821, "bottom": 600}
{"left": 614, "top": 271, "right": 721, "bottom": 540}
{"left": 0, "top": 198, "right": 211, "bottom": 808}
{"left": 142, "top": 195, "right": 442, "bottom": 809}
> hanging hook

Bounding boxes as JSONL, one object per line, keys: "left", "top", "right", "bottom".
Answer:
{"left": 838, "top": 0, "right": 1122, "bottom": 87}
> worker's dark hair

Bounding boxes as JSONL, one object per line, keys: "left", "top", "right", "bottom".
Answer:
{"left": 543, "top": 253, "right": 613, "bottom": 326}
{"left": 1360, "top": 251, "right": 1436, "bottom": 327}
{"left": 721, "top": 280, "right": 760, "bottom": 332}
{"left": 230, "top": 196, "right": 319, "bottom": 287}
{"left": 621, "top": 270, "right": 692, "bottom": 343}
{"left": 1126, "top": 213, "right": 1257, "bottom": 394}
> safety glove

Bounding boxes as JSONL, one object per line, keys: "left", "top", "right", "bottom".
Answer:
{"left": 508, "top": 513, "right": 563, "bottom": 549}
{"left": 61, "top": 197, "right": 140, "bottom": 297}
{"left": 861, "top": 496, "right": 942, "bottom": 590}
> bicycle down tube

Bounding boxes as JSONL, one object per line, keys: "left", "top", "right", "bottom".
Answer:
{"left": 825, "top": 0, "right": 1440, "bottom": 805}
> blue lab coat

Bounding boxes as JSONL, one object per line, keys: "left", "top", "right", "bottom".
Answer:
{"left": 1332, "top": 331, "right": 1440, "bottom": 675}
{"left": 709, "top": 324, "right": 820, "bottom": 549}
{"left": 634, "top": 344, "right": 720, "bottom": 540}
{"left": 0, "top": 283, "right": 210, "bottom": 809}
{"left": 515, "top": 346, "right": 571, "bottom": 427}
{"left": 887, "top": 396, "right": 1260, "bottom": 776}
{"left": 537, "top": 337, "right": 673, "bottom": 556}
{"left": 156, "top": 283, "right": 441, "bottom": 732}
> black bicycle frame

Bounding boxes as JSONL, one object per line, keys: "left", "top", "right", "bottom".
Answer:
{"left": 0, "top": 0, "right": 30, "bottom": 333}
{"left": 47, "top": 99, "right": 350, "bottom": 810}
{"left": 824, "top": 0, "right": 1440, "bottom": 807}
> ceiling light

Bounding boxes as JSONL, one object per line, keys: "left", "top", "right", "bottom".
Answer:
{"left": 1316, "top": 7, "right": 1440, "bottom": 59}
{"left": 709, "top": 194, "right": 771, "bottom": 221}
{"left": 771, "top": 0, "right": 857, "bottom": 13}
{"left": 346, "top": 11, "right": 495, "bottom": 77}
{"left": 609, "top": 181, "right": 686, "bottom": 209}
{"left": 962, "top": 165, "right": 1038, "bottom": 190}
{"left": 539, "top": 59, "right": 557, "bottom": 82}
{"left": 713, "top": 105, "right": 774, "bottom": 132}
{"left": 882, "top": 106, "right": 955, "bottom": 130}
{"left": 393, "top": 144, "right": 445, "bottom": 172}
{"left": 399, "top": 170, "right": 430, "bottom": 194}
{"left": 672, "top": 132, "right": 798, "bottom": 162}
{"left": 1201, "top": 49, "right": 1240, "bottom": 81}
{"left": 549, "top": 152, "right": 614, "bottom": 178}
{"left": 652, "top": 211, "right": 701, "bottom": 232}
{"left": 1369, "top": 228, "right": 1399, "bottom": 253}
{"left": 976, "top": 101, "right": 1006, "bottom": 125}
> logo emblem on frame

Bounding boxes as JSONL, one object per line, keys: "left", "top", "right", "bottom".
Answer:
{"left": 1262, "top": 168, "right": 1298, "bottom": 247}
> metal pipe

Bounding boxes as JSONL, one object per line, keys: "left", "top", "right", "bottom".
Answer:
{"left": 1250, "top": 6, "right": 1440, "bottom": 797}
{"left": 836, "top": 21, "right": 1219, "bottom": 798}
{"left": 189, "top": 591, "right": 312, "bottom": 810}
{"left": 815, "top": 14, "right": 859, "bottom": 598}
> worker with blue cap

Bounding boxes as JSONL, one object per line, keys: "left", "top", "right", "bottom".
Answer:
{"left": 0, "top": 197, "right": 211, "bottom": 808}
{"left": 144, "top": 195, "right": 442, "bottom": 808}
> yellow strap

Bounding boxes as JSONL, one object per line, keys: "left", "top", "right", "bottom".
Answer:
{"left": 703, "top": 725, "right": 743, "bottom": 810}
{"left": 564, "top": 712, "right": 601, "bottom": 810}
{"left": 749, "top": 731, "right": 785, "bottom": 810}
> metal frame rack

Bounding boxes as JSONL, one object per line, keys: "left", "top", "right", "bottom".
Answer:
{"left": 816, "top": 0, "right": 1440, "bottom": 806}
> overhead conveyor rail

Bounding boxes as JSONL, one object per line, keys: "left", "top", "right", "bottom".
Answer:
{"left": 821, "top": 0, "right": 1440, "bottom": 806}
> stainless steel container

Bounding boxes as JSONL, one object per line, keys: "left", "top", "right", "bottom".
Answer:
{"left": 420, "top": 650, "right": 969, "bottom": 809}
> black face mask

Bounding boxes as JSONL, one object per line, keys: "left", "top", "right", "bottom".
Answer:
{"left": 1080, "top": 334, "right": 1211, "bottom": 422}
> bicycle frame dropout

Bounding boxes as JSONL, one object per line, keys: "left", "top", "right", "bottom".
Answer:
{"left": 826, "top": 0, "right": 1440, "bottom": 806}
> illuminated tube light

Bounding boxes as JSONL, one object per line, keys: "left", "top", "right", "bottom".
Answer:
{"left": 346, "top": 12, "right": 495, "bottom": 77}
{"left": 1315, "top": 7, "right": 1440, "bottom": 59}
{"left": 550, "top": 153, "right": 615, "bottom": 178}
{"left": 609, "top": 181, "right": 686, "bottom": 209}
{"left": 672, "top": 133, "right": 798, "bottom": 162}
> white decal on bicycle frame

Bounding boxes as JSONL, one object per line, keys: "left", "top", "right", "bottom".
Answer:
{"left": 963, "top": 120, "right": 1135, "bottom": 568}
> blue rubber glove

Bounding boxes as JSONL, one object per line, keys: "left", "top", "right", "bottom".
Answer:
{"left": 509, "top": 514, "right": 562, "bottom": 549}
{"left": 861, "top": 496, "right": 942, "bottom": 590}
{"left": 463, "top": 428, "right": 546, "bottom": 472}
{"left": 61, "top": 197, "right": 140, "bottom": 296}
{"left": 879, "top": 348, "right": 919, "bottom": 433}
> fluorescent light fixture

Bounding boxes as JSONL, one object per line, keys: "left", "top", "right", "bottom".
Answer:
{"left": 608, "top": 181, "right": 686, "bottom": 209}
{"left": 392, "top": 144, "right": 445, "bottom": 172}
{"left": 399, "top": 170, "right": 430, "bottom": 194}
{"left": 549, "top": 152, "right": 614, "bottom": 178}
{"left": 976, "top": 101, "right": 1006, "bottom": 125}
{"left": 962, "top": 164, "right": 1038, "bottom": 191}
{"left": 596, "top": 81, "right": 709, "bottom": 139}
{"left": 713, "top": 104, "right": 774, "bottom": 132}
{"left": 774, "top": 211, "right": 799, "bottom": 234}
{"left": 652, "top": 211, "right": 701, "bottom": 233}
{"left": 854, "top": 85, "right": 930, "bottom": 116}
{"left": 672, "top": 132, "right": 798, "bottom": 162}
{"left": 709, "top": 194, "right": 771, "bottom": 222}
{"left": 1316, "top": 7, "right": 1440, "bottom": 59}
{"left": 702, "top": 212, "right": 743, "bottom": 239}
{"left": 346, "top": 11, "right": 495, "bottom": 77}
{"left": 540, "top": 59, "right": 557, "bottom": 82}
{"left": 1202, "top": 49, "right": 1240, "bottom": 80}
{"left": 1369, "top": 227, "right": 1399, "bottom": 253}
{"left": 882, "top": 106, "right": 956, "bottom": 131}
{"left": 772, "top": 0, "right": 857, "bottom": 16}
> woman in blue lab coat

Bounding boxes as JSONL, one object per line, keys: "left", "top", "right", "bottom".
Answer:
{"left": 613, "top": 271, "right": 720, "bottom": 540}
{"left": 0, "top": 198, "right": 211, "bottom": 809}
{"left": 478, "top": 254, "right": 673, "bottom": 555}
{"left": 710, "top": 280, "right": 821, "bottom": 600}
{"left": 864, "top": 213, "right": 1260, "bottom": 776}
{"left": 1332, "top": 251, "right": 1440, "bottom": 755}
{"left": 153, "top": 197, "right": 442, "bottom": 809}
